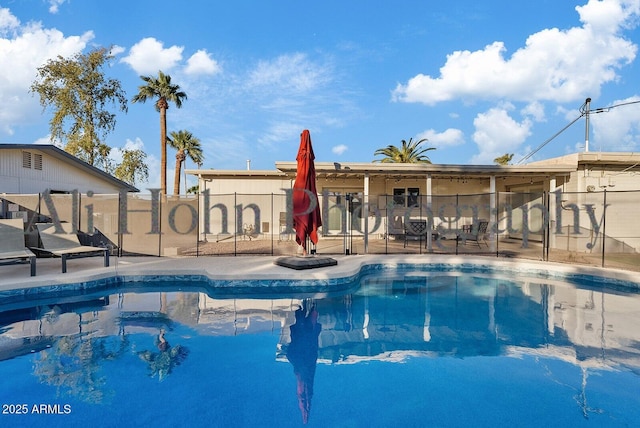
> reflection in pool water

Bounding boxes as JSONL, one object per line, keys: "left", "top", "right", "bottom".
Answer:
{"left": 0, "top": 271, "right": 639, "bottom": 427}
{"left": 286, "top": 299, "right": 321, "bottom": 424}
{"left": 137, "top": 327, "right": 189, "bottom": 381}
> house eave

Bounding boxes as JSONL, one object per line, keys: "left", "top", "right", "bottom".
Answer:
{"left": 274, "top": 161, "right": 576, "bottom": 179}
{"left": 0, "top": 144, "right": 139, "bottom": 192}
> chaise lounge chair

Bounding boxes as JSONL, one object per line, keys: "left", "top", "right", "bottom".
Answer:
{"left": 33, "top": 223, "right": 110, "bottom": 273}
{"left": 0, "top": 219, "right": 36, "bottom": 276}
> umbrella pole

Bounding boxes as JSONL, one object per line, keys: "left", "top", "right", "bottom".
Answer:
{"left": 307, "top": 236, "right": 317, "bottom": 255}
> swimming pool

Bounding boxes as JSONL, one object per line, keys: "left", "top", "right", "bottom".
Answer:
{"left": 1, "top": 265, "right": 639, "bottom": 427}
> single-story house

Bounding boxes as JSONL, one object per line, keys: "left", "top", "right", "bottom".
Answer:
{"left": 0, "top": 143, "right": 138, "bottom": 246}
{"left": 0, "top": 143, "right": 138, "bottom": 195}
{"left": 187, "top": 152, "right": 640, "bottom": 254}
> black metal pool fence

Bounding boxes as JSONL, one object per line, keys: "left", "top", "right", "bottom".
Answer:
{"left": 1, "top": 189, "right": 638, "bottom": 270}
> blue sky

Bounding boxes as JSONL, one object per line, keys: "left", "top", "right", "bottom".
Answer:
{"left": 1, "top": 0, "right": 639, "bottom": 191}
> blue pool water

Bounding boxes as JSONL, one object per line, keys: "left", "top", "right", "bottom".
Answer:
{"left": 1, "top": 268, "right": 639, "bottom": 427}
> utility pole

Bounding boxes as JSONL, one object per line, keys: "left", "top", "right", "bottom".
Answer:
{"left": 584, "top": 97, "right": 591, "bottom": 152}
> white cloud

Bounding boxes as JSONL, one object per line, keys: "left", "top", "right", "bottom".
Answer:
{"left": 257, "top": 122, "right": 302, "bottom": 149}
{"left": 576, "top": 0, "right": 639, "bottom": 32}
{"left": 121, "top": 37, "right": 183, "bottom": 75}
{"left": 108, "top": 137, "right": 147, "bottom": 163}
{"left": 47, "top": 0, "right": 67, "bottom": 14}
{"left": 123, "top": 137, "right": 145, "bottom": 151}
{"left": 247, "top": 53, "right": 332, "bottom": 94}
{"left": 144, "top": 153, "right": 161, "bottom": 190}
{"left": 556, "top": 104, "right": 581, "bottom": 122}
{"left": 175, "top": 51, "right": 353, "bottom": 166}
{"left": 0, "top": 7, "right": 19, "bottom": 32}
{"left": 110, "top": 45, "right": 125, "bottom": 56}
{"left": 32, "top": 134, "right": 64, "bottom": 148}
{"left": 332, "top": 144, "right": 348, "bottom": 155}
{"left": 203, "top": 137, "right": 252, "bottom": 169}
{"left": 184, "top": 49, "right": 221, "bottom": 76}
{"left": 521, "top": 101, "right": 546, "bottom": 122}
{"left": 0, "top": 8, "right": 93, "bottom": 135}
{"left": 416, "top": 128, "right": 464, "bottom": 148}
{"left": 111, "top": 138, "right": 159, "bottom": 190}
{"left": 590, "top": 95, "right": 640, "bottom": 151}
{"left": 33, "top": 134, "right": 51, "bottom": 145}
{"left": 471, "top": 107, "right": 533, "bottom": 164}
{"left": 392, "top": 0, "right": 639, "bottom": 105}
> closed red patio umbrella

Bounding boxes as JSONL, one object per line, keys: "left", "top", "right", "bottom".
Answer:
{"left": 293, "top": 130, "right": 322, "bottom": 255}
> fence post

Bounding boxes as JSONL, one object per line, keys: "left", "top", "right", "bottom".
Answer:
{"left": 544, "top": 191, "right": 550, "bottom": 262}
{"left": 158, "top": 196, "right": 163, "bottom": 257}
{"left": 197, "top": 192, "right": 200, "bottom": 257}
{"left": 117, "top": 191, "right": 123, "bottom": 257}
{"left": 601, "top": 189, "right": 607, "bottom": 267}
{"left": 455, "top": 194, "right": 459, "bottom": 256}
{"left": 384, "top": 195, "right": 388, "bottom": 255}
{"left": 495, "top": 192, "right": 500, "bottom": 257}
{"left": 76, "top": 190, "right": 81, "bottom": 233}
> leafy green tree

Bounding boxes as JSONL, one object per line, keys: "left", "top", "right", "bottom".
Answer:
{"left": 114, "top": 149, "right": 149, "bottom": 186}
{"left": 132, "top": 71, "right": 187, "bottom": 195}
{"left": 167, "top": 130, "right": 203, "bottom": 195}
{"left": 494, "top": 153, "right": 514, "bottom": 165}
{"left": 30, "top": 47, "right": 128, "bottom": 167}
{"left": 373, "top": 138, "right": 435, "bottom": 163}
{"left": 34, "top": 333, "right": 129, "bottom": 403}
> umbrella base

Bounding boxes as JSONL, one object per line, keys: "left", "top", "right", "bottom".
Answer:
{"left": 274, "top": 256, "right": 338, "bottom": 270}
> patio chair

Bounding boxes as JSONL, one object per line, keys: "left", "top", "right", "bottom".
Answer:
{"left": 0, "top": 219, "right": 36, "bottom": 276}
{"left": 457, "top": 220, "right": 489, "bottom": 247}
{"left": 387, "top": 215, "right": 404, "bottom": 241}
{"left": 33, "top": 223, "right": 110, "bottom": 273}
{"left": 279, "top": 212, "right": 292, "bottom": 241}
{"left": 404, "top": 219, "right": 428, "bottom": 248}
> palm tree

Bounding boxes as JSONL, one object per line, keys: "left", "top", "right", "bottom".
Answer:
{"left": 131, "top": 71, "right": 187, "bottom": 195}
{"left": 167, "top": 130, "right": 203, "bottom": 195}
{"left": 373, "top": 138, "right": 435, "bottom": 163}
{"left": 494, "top": 153, "right": 514, "bottom": 165}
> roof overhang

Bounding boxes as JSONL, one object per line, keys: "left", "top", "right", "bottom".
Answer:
{"left": 186, "top": 169, "right": 288, "bottom": 180}
{"left": 528, "top": 152, "right": 640, "bottom": 168}
{"left": 186, "top": 153, "right": 640, "bottom": 181}
{"left": 0, "top": 144, "right": 139, "bottom": 192}
{"left": 274, "top": 161, "right": 576, "bottom": 180}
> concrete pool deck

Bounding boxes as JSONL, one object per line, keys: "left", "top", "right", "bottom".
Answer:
{"left": 1, "top": 253, "right": 639, "bottom": 294}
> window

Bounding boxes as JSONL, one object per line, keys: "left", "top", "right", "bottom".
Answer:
{"left": 22, "top": 151, "right": 32, "bottom": 169}
{"left": 22, "top": 151, "right": 43, "bottom": 170}
{"left": 393, "top": 187, "right": 420, "bottom": 207}
{"left": 34, "top": 153, "right": 43, "bottom": 170}
{"left": 408, "top": 188, "right": 420, "bottom": 207}
{"left": 393, "top": 188, "right": 405, "bottom": 206}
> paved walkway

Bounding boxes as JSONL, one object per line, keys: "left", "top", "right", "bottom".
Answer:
{"left": 1, "top": 253, "right": 639, "bottom": 294}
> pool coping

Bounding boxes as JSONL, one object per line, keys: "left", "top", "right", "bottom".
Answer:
{"left": 1, "top": 254, "right": 638, "bottom": 303}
